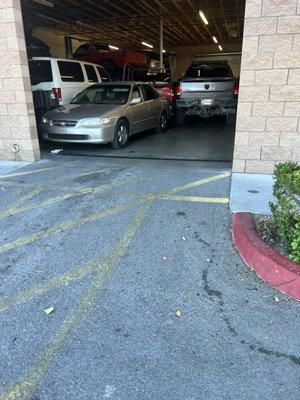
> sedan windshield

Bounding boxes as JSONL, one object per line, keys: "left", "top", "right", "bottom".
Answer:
{"left": 72, "top": 85, "right": 131, "bottom": 105}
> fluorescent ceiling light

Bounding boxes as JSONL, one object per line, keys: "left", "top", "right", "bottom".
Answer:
{"left": 218, "top": 45, "right": 223, "bottom": 51}
{"left": 109, "top": 45, "right": 119, "bottom": 50}
{"left": 212, "top": 36, "right": 218, "bottom": 43}
{"left": 141, "top": 41, "right": 153, "bottom": 49}
{"left": 33, "top": 0, "right": 54, "bottom": 7}
{"left": 199, "top": 10, "right": 208, "bottom": 25}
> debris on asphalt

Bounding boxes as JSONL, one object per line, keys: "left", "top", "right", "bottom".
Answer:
{"left": 206, "top": 258, "right": 212, "bottom": 262}
{"left": 182, "top": 236, "right": 186, "bottom": 241}
{"left": 51, "top": 149, "right": 62, "bottom": 154}
{"left": 274, "top": 296, "right": 280, "bottom": 303}
{"left": 44, "top": 306, "right": 55, "bottom": 315}
{"left": 163, "top": 256, "right": 167, "bottom": 260}
{"left": 175, "top": 309, "right": 182, "bottom": 318}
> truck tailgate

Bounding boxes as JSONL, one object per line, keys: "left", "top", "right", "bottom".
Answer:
{"left": 181, "top": 79, "right": 234, "bottom": 99}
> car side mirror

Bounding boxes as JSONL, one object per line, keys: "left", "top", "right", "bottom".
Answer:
{"left": 130, "top": 97, "right": 142, "bottom": 105}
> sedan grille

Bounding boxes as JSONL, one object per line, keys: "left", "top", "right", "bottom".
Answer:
{"left": 52, "top": 120, "right": 78, "bottom": 127}
{"left": 48, "top": 133, "right": 88, "bottom": 141}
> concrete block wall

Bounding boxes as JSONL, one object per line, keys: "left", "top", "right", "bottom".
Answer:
{"left": 0, "top": 0, "right": 40, "bottom": 161}
{"left": 233, "top": 0, "right": 300, "bottom": 173}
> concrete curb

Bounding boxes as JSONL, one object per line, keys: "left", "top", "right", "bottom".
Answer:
{"left": 232, "top": 212, "right": 300, "bottom": 301}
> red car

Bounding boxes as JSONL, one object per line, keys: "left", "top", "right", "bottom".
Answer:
{"left": 74, "top": 43, "right": 148, "bottom": 80}
{"left": 88, "top": 50, "right": 148, "bottom": 69}
{"left": 136, "top": 72, "right": 176, "bottom": 115}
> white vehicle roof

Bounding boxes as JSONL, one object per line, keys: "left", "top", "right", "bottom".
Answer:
{"left": 30, "top": 57, "right": 100, "bottom": 67}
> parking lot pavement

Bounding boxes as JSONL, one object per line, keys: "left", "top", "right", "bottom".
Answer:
{"left": 0, "top": 156, "right": 299, "bottom": 400}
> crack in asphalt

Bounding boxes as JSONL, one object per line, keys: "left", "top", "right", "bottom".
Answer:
{"left": 247, "top": 344, "right": 300, "bottom": 366}
{"left": 202, "top": 269, "right": 223, "bottom": 299}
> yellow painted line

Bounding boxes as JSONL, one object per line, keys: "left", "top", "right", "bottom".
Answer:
{"left": 64, "top": 167, "right": 110, "bottom": 180}
{"left": 0, "top": 258, "right": 97, "bottom": 314}
{"left": 61, "top": 176, "right": 150, "bottom": 195}
{"left": 0, "top": 162, "right": 78, "bottom": 180}
{"left": 0, "top": 186, "right": 46, "bottom": 221}
{"left": 158, "top": 195, "right": 229, "bottom": 203}
{"left": 0, "top": 200, "right": 153, "bottom": 400}
{"left": 166, "top": 172, "right": 231, "bottom": 194}
{"left": 0, "top": 172, "right": 231, "bottom": 398}
{"left": 109, "top": 173, "right": 231, "bottom": 199}
{"left": 0, "top": 176, "right": 145, "bottom": 219}
{"left": 0, "top": 200, "right": 135, "bottom": 256}
{"left": 0, "top": 179, "right": 143, "bottom": 193}
{"left": 0, "top": 167, "right": 110, "bottom": 189}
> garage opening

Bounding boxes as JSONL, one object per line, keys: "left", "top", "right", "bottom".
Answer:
{"left": 21, "top": 0, "right": 246, "bottom": 163}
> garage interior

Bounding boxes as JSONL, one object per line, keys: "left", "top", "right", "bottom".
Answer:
{"left": 21, "top": 0, "right": 246, "bottom": 162}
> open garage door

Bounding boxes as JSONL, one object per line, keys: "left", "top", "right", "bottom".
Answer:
{"left": 21, "top": 0, "right": 246, "bottom": 163}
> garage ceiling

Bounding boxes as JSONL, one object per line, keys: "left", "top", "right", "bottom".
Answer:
{"left": 22, "top": 0, "right": 245, "bottom": 49}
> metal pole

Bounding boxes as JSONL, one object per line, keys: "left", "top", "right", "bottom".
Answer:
{"left": 64, "top": 36, "right": 73, "bottom": 59}
{"left": 160, "top": 15, "right": 163, "bottom": 72}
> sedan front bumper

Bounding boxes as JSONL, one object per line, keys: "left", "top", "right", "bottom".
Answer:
{"left": 40, "top": 123, "right": 116, "bottom": 144}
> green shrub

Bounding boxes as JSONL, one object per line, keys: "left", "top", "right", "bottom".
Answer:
{"left": 270, "top": 162, "right": 300, "bottom": 263}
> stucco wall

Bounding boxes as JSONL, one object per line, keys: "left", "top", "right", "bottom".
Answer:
{"left": 233, "top": 0, "right": 300, "bottom": 173}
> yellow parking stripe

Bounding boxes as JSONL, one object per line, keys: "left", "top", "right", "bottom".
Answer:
{"left": 0, "top": 167, "right": 109, "bottom": 189}
{"left": 0, "top": 186, "right": 45, "bottom": 221}
{"left": 0, "top": 176, "right": 144, "bottom": 219}
{"left": 0, "top": 259, "right": 97, "bottom": 313}
{"left": 167, "top": 171, "right": 231, "bottom": 194}
{"left": 0, "top": 171, "right": 232, "bottom": 398}
{"left": 0, "top": 162, "right": 79, "bottom": 180}
{"left": 0, "top": 200, "right": 153, "bottom": 400}
{"left": 0, "top": 200, "right": 135, "bottom": 255}
{"left": 56, "top": 167, "right": 110, "bottom": 181}
{"left": 0, "top": 173, "right": 231, "bottom": 298}
{"left": 158, "top": 195, "right": 229, "bottom": 203}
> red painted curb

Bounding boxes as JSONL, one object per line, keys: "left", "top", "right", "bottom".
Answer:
{"left": 232, "top": 212, "right": 300, "bottom": 301}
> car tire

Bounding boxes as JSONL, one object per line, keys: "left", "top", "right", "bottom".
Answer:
{"left": 155, "top": 111, "right": 168, "bottom": 133}
{"left": 110, "top": 119, "right": 129, "bottom": 149}
{"left": 176, "top": 108, "right": 185, "bottom": 125}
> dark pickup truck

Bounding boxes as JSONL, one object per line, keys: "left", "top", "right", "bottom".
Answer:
{"left": 176, "top": 60, "right": 238, "bottom": 124}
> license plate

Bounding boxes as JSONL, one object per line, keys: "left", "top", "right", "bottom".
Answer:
{"left": 201, "top": 99, "right": 213, "bottom": 106}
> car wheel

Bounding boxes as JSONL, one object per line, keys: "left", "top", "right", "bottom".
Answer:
{"left": 155, "top": 111, "right": 168, "bottom": 133}
{"left": 176, "top": 108, "right": 185, "bottom": 125}
{"left": 110, "top": 120, "right": 129, "bottom": 149}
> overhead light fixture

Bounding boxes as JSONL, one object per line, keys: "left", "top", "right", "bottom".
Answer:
{"left": 141, "top": 41, "right": 153, "bottom": 49}
{"left": 212, "top": 36, "right": 218, "bottom": 43}
{"left": 162, "top": 49, "right": 166, "bottom": 53}
{"left": 218, "top": 45, "right": 223, "bottom": 51}
{"left": 199, "top": 10, "right": 208, "bottom": 25}
{"left": 33, "top": 0, "right": 54, "bottom": 7}
{"left": 109, "top": 45, "right": 119, "bottom": 50}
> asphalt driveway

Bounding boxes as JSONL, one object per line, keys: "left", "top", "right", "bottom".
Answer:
{"left": 0, "top": 156, "right": 299, "bottom": 400}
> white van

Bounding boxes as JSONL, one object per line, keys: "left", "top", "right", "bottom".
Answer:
{"left": 28, "top": 57, "right": 111, "bottom": 105}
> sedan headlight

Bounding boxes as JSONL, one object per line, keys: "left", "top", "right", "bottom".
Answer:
{"left": 41, "top": 117, "right": 49, "bottom": 124}
{"left": 80, "top": 117, "right": 111, "bottom": 127}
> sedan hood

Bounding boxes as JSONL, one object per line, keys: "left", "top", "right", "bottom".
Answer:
{"left": 45, "top": 103, "right": 122, "bottom": 120}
